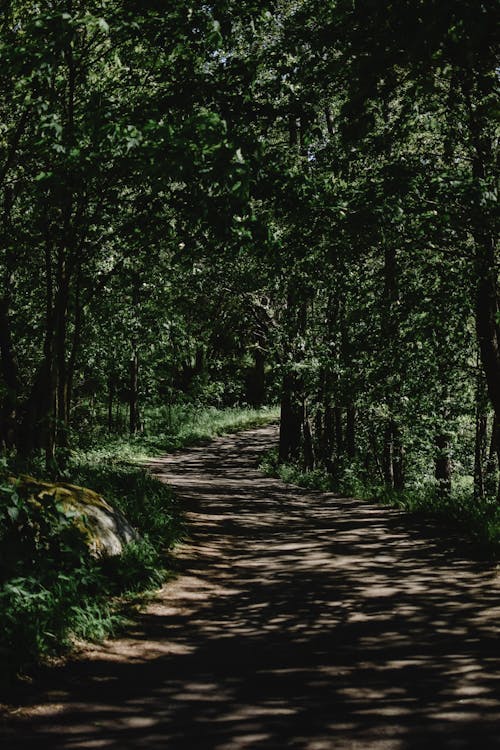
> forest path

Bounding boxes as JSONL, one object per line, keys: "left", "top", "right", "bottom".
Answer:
{"left": 1, "top": 424, "right": 500, "bottom": 750}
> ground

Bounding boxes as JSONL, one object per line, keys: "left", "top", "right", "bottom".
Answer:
{"left": 1, "top": 425, "right": 499, "bottom": 749}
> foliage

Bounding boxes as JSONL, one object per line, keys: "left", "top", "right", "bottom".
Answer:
{"left": 0, "top": 453, "right": 180, "bottom": 684}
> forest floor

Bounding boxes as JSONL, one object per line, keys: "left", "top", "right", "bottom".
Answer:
{"left": 1, "top": 424, "right": 499, "bottom": 750}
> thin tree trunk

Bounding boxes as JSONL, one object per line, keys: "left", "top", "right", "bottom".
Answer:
{"left": 435, "top": 432, "right": 452, "bottom": 500}
{"left": 346, "top": 406, "right": 356, "bottom": 459}
{"left": 474, "top": 371, "right": 488, "bottom": 500}
{"left": 383, "top": 422, "right": 394, "bottom": 488}
{"left": 393, "top": 421, "right": 404, "bottom": 491}
{"left": 279, "top": 370, "right": 302, "bottom": 462}
{"left": 485, "top": 415, "right": 498, "bottom": 497}
{"left": 129, "top": 342, "right": 139, "bottom": 434}
{"left": 303, "top": 402, "right": 314, "bottom": 470}
{"left": 335, "top": 406, "right": 343, "bottom": 458}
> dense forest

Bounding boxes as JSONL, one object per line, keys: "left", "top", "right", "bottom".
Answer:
{"left": 0, "top": 1, "right": 498, "bottom": 676}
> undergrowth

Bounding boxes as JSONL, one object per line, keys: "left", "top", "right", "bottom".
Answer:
{"left": 72, "top": 404, "right": 279, "bottom": 464}
{"left": 260, "top": 449, "right": 500, "bottom": 559}
{"left": 0, "top": 460, "right": 179, "bottom": 687}
{"left": 0, "top": 406, "right": 276, "bottom": 686}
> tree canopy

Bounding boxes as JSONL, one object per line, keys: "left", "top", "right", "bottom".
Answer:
{"left": 0, "top": 0, "right": 498, "bottom": 506}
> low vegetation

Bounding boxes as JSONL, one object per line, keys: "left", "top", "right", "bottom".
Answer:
{"left": 0, "top": 406, "right": 277, "bottom": 686}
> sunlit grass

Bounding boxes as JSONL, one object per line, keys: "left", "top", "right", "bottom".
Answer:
{"left": 75, "top": 405, "right": 279, "bottom": 465}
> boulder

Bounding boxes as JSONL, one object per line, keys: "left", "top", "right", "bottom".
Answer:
{"left": 14, "top": 476, "right": 140, "bottom": 557}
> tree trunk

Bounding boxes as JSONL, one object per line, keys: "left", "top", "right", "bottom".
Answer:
{"left": 279, "top": 370, "right": 302, "bottom": 463}
{"left": 335, "top": 406, "right": 343, "bottom": 458}
{"left": 382, "top": 239, "right": 404, "bottom": 489}
{"left": 246, "top": 347, "right": 266, "bottom": 406}
{"left": 53, "top": 239, "right": 72, "bottom": 448}
{"left": 474, "top": 373, "right": 488, "bottom": 500}
{"left": 303, "top": 402, "right": 314, "bottom": 470}
{"left": 393, "top": 421, "right": 404, "bottom": 490}
{"left": 129, "top": 342, "right": 139, "bottom": 435}
{"left": 435, "top": 433, "right": 452, "bottom": 500}
{"left": 346, "top": 406, "right": 356, "bottom": 459}
{"left": 0, "top": 188, "right": 21, "bottom": 450}
{"left": 485, "top": 415, "right": 498, "bottom": 497}
{"left": 65, "top": 270, "right": 83, "bottom": 429}
{"left": 383, "top": 420, "right": 404, "bottom": 490}
{"left": 0, "top": 296, "right": 21, "bottom": 450}
{"left": 383, "top": 422, "right": 394, "bottom": 488}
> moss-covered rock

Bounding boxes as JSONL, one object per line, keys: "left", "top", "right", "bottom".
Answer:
{"left": 12, "top": 476, "right": 140, "bottom": 557}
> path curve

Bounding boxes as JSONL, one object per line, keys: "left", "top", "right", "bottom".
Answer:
{"left": 1, "top": 425, "right": 500, "bottom": 749}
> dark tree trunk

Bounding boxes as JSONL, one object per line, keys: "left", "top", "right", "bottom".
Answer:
{"left": 383, "top": 420, "right": 404, "bottom": 490}
{"left": 0, "top": 296, "right": 21, "bottom": 450}
{"left": 382, "top": 240, "right": 404, "bottom": 489}
{"left": 65, "top": 270, "right": 83, "bottom": 430}
{"left": 435, "top": 433, "right": 452, "bottom": 500}
{"left": 383, "top": 422, "right": 394, "bottom": 488}
{"left": 465, "top": 71, "right": 500, "bottom": 499}
{"left": 346, "top": 406, "right": 356, "bottom": 459}
{"left": 474, "top": 372, "right": 488, "bottom": 500}
{"left": 129, "top": 343, "right": 139, "bottom": 435}
{"left": 324, "top": 403, "right": 335, "bottom": 472}
{"left": 485, "top": 415, "right": 498, "bottom": 497}
{"left": 0, "top": 188, "right": 21, "bottom": 450}
{"left": 279, "top": 370, "right": 302, "bottom": 463}
{"left": 335, "top": 406, "right": 343, "bottom": 458}
{"left": 246, "top": 347, "right": 266, "bottom": 407}
{"left": 393, "top": 421, "right": 404, "bottom": 491}
{"left": 17, "top": 355, "right": 56, "bottom": 460}
{"left": 474, "top": 410, "right": 488, "bottom": 500}
{"left": 303, "top": 403, "right": 315, "bottom": 471}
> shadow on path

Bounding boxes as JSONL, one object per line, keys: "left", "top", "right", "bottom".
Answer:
{"left": 1, "top": 425, "right": 499, "bottom": 749}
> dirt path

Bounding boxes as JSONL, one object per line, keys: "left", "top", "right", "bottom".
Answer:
{"left": 1, "top": 425, "right": 500, "bottom": 749}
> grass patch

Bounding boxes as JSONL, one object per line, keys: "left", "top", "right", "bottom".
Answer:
{"left": 0, "top": 406, "right": 276, "bottom": 687}
{"left": 74, "top": 404, "right": 279, "bottom": 465}
{"left": 260, "top": 449, "right": 500, "bottom": 559}
{"left": 0, "top": 459, "right": 180, "bottom": 687}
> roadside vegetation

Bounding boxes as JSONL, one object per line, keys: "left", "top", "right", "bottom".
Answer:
{"left": 0, "top": 405, "right": 277, "bottom": 686}
{"left": 261, "top": 450, "right": 500, "bottom": 559}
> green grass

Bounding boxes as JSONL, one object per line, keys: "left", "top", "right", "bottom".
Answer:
{"left": 0, "top": 461, "right": 180, "bottom": 687}
{"left": 0, "top": 406, "right": 276, "bottom": 686}
{"left": 260, "top": 449, "right": 500, "bottom": 559}
{"left": 74, "top": 404, "right": 279, "bottom": 465}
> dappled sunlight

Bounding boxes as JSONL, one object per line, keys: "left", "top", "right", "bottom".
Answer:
{"left": 2, "top": 426, "right": 499, "bottom": 749}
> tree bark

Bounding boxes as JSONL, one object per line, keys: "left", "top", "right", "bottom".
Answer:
{"left": 435, "top": 432, "right": 452, "bottom": 500}
{"left": 474, "top": 372, "right": 488, "bottom": 500}
{"left": 303, "top": 403, "right": 315, "bottom": 470}
{"left": 279, "top": 370, "right": 302, "bottom": 462}
{"left": 346, "top": 406, "right": 356, "bottom": 459}
{"left": 129, "top": 342, "right": 139, "bottom": 435}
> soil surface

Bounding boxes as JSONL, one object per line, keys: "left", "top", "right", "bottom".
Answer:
{"left": 1, "top": 424, "right": 499, "bottom": 749}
